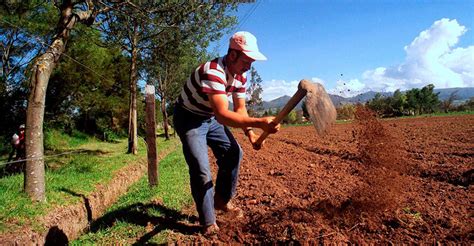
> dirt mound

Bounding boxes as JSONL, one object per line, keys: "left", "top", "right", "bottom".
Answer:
{"left": 348, "top": 106, "right": 408, "bottom": 217}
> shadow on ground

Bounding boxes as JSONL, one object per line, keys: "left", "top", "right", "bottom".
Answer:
{"left": 90, "top": 202, "right": 199, "bottom": 244}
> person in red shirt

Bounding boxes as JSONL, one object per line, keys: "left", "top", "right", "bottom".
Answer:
{"left": 174, "top": 31, "right": 280, "bottom": 236}
{"left": 5, "top": 124, "right": 26, "bottom": 174}
{"left": 16, "top": 124, "right": 26, "bottom": 161}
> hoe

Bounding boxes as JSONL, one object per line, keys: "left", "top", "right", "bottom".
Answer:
{"left": 254, "top": 79, "right": 337, "bottom": 149}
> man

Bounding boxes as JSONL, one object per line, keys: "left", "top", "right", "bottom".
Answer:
{"left": 173, "top": 31, "right": 280, "bottom": 235}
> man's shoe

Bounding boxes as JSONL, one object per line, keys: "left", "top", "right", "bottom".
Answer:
{"left": 202, "top": 223, "right": 219, "bottom": 236}
{"left": 215, "top": 197, "right": 244, "bottom": 218}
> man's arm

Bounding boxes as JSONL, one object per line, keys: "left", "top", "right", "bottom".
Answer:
{"left": 232, "top": 94, "right": 254, "bottom": 136}
{"left": 208, "top": 93, "right": 261, "bottom": 128}
{"left": 208, "top": 94, "right": 278, "bottom": 133}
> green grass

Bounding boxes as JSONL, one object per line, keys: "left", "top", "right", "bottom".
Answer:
{"left": 0, "top": 133, "right": 179, "bottom": 234}
{"left": 395, "top": 110, "right": 474, "bottom": 119}
{"left": 44, "top": 129, "right": 92, "bottom": 151}
{"left": 72, "top": 148, "right": 192, "bottom": 245}
{"left": 301, "top": 110, "right": 474, "bottom": 125}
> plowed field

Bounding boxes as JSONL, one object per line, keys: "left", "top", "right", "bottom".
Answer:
{"left": 197, "top": 113, "right": 473, "bottom": 244}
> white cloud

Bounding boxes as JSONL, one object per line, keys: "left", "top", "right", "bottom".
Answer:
{"left": 261, "top": 77, "right": 326, "bottom": 101}
{"left": 261, "top": 79, "right": 299, "bottom": 101}
{"left": 360, "top": 18, "right": 474, "bottom": 93}
{"left": 329, "top": 78, "right": 368, "bottom": 97}
{"left": 310, "top": 77, "right": 325, "bottom": 86}
{"left": 260, "top": 18, "right": 473, "bottom": 100}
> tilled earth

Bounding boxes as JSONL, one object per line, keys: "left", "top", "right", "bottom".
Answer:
{"left": 184, "top": 113, "right": 473, "bottom": 244}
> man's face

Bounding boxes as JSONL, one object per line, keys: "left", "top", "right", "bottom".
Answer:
{"left": 228, "top": 50, "right": 255, "bottom": 76}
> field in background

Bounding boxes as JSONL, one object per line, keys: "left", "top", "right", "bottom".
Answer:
{"left": 1, "top": 113, "right": 472, "bottom": 244}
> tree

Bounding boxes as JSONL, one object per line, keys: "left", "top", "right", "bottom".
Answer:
{"left": 0, "top": 1, "right": 55, "bottom": 136}
{"left": 367, "top": 93, "right": 389, "bottom": 116}
{"left": 46, "top": 26, "right": 130, "bottom": 137}
{"left": 246, "top": 66, "right": 263, "bottom": 116}
{"left": 405, "top": 84, "right": 439, "bottom": 115}
{"left": 336, "top": 103, "right": 356, "bottom": 120}
{"left": 18, "top": 0, "right": 125, "bottom": 202}
{"left": 283, "top": 110, "right": 297, "bottom": 124}
{"left": 390, "top": 89, "right": 407, "bottom": 116}
{"left": 405, "top": 88, "right": 420, "bottom": 115}
{"left": 100, "top": 1, "right": 239, "bottom": 152}
{"left": 148, "top": 33, "right": 211, "bottom": 140}
{"left": 148, "top": 3, "right": 238, "bottom": 140}
{"left": 440, "top": 90, "right": 458, "bottom": 113}
{"left": 418, "top": 84, "right": 439, "bottom": 114}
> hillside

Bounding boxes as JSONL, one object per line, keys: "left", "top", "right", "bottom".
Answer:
{"left": 258, "top": 87, "right": 474, "bottom": 110}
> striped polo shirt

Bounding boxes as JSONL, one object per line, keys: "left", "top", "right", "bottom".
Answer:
{"left": 177, "top": 56, "right": 247, "bottom": 116}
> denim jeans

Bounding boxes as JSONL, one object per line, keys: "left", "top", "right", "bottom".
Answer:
{"left": 173, "top": 104, "right": 243, "bottom": 226}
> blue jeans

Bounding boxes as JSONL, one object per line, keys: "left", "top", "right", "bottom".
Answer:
{"left": 173, "top": 104, "right": 243, "bottom": 226}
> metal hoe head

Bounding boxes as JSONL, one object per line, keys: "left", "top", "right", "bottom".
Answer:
{"left": 299, "top": 80, "right": 337, "bottom": 136}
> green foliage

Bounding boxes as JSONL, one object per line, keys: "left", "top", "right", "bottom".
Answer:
{"left": 367, "top": 93, "right": 389, "bottom": 116}
{"left": 44, "top": 129, "right": 91, "bottom": 151}
{"left": 455, "top": 97, "right": 474, "bottom": 111}
{"left": 263, "top": 108, "right": 276, "bottom": 116}
{"left": 46, "top": 26, "right": 130, "bottom": 137}
{"left": 246, "top": 67, "right": 264, "bottom": 116}
{"left": 390, "top": 89, "right": 407, "bottom": 116}
{"left": 0, "top": 1, "right": 56, "bottom": 136}
{"left": 283, "top": 110, "right": 298, "bottom": 124}
{"left": 367, "top": 84, "right": 441, "bottom": 117}
{"left": 336, "top": 103, "right": 356, "bottom": 120}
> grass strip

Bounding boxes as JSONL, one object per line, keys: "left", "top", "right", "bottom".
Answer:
{"left": 0, "top": 133, "right": 178, "bottom": 234}
{"left": 72, "top": 147, "right": 192, "bottom": 245}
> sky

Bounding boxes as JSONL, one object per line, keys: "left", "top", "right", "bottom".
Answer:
{"left": 209, "top": 0, "right": 474, "bottom": 101}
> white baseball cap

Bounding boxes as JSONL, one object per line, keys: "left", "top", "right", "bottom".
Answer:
{"left": 229, "top": 31, "right": 267, "bottom": 61}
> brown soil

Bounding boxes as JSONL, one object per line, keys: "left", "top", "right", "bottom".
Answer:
{"left": 183, "top": 112, "right": 473, "bottom": 244}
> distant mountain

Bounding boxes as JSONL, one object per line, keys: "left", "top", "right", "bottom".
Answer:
{"left": 435, "top": 87, "right": 474, "bottom": 101}
{"left": 346, "top": 91, "right": 391, "bottom": 104}
{"left": 258, "top": 87, "right": 474, "bottom": 110}
{"left": 262, "top": 95, "right": 292, "bottom": 110}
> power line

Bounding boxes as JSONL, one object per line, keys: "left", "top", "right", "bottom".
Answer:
{"left": 219, "top": 1, "right": 262, "bottom": 55}
{"left": 0, "top": 19, "right": 117, "bottom": 86}
{"left": 236, "top": 0, "right": 261, "bottom": 32}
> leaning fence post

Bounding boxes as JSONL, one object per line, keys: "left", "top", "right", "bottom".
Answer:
{"left": 145, "top": 84, "right": 158, "bottom": 186}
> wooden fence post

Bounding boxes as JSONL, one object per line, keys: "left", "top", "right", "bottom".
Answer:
{"left": 145, "top": 84, "right": 158, "bottom": 186}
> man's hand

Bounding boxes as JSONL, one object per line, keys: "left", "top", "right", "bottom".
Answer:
{"left": 259, "top": 116, "right": 281, "bottom": 134}
{"left": 246, "top": 130, "right": 264, "bottom": 150}
{"left": 249, "top": 117, "right": 281, "bottom": 150}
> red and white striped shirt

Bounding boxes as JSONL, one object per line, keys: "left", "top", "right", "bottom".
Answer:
{"left": 177, "top": 56, "right": 247, "bottom": 116}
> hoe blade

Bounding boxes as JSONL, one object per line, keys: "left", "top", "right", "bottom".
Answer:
{"left": 303, "top": 82, "right": 337, "bottom": 136}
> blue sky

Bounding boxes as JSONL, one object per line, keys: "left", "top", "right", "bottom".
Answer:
{"left": 210, "top": 0, "right": 474, "bottom": 100}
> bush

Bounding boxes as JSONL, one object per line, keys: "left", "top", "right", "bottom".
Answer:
{"left": 44, "top": 129, "right": 92, "bottom": 151}
{"left": 337, "top": 104, "right": 356, "bottom": 120}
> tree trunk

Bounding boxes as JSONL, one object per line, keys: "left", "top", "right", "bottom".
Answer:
{"left": 24, "top": 1, "right": 80, "bottom": 202}
{"left": 127, "top": 22, "right": 139, "bottom": 154}
{"left": 25, "top": 51, "right": 57, "bottom": 202}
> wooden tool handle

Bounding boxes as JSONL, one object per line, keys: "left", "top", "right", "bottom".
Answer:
{"left": 254, "top": 87, "right": 307, "bottom": 149}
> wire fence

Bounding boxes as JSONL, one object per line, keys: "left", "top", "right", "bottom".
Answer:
{"left": 0, "top": 136, "right": 149, "bottom": 169}
{"left": 0, "top": 149, "right": 90, "bottom": 168}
